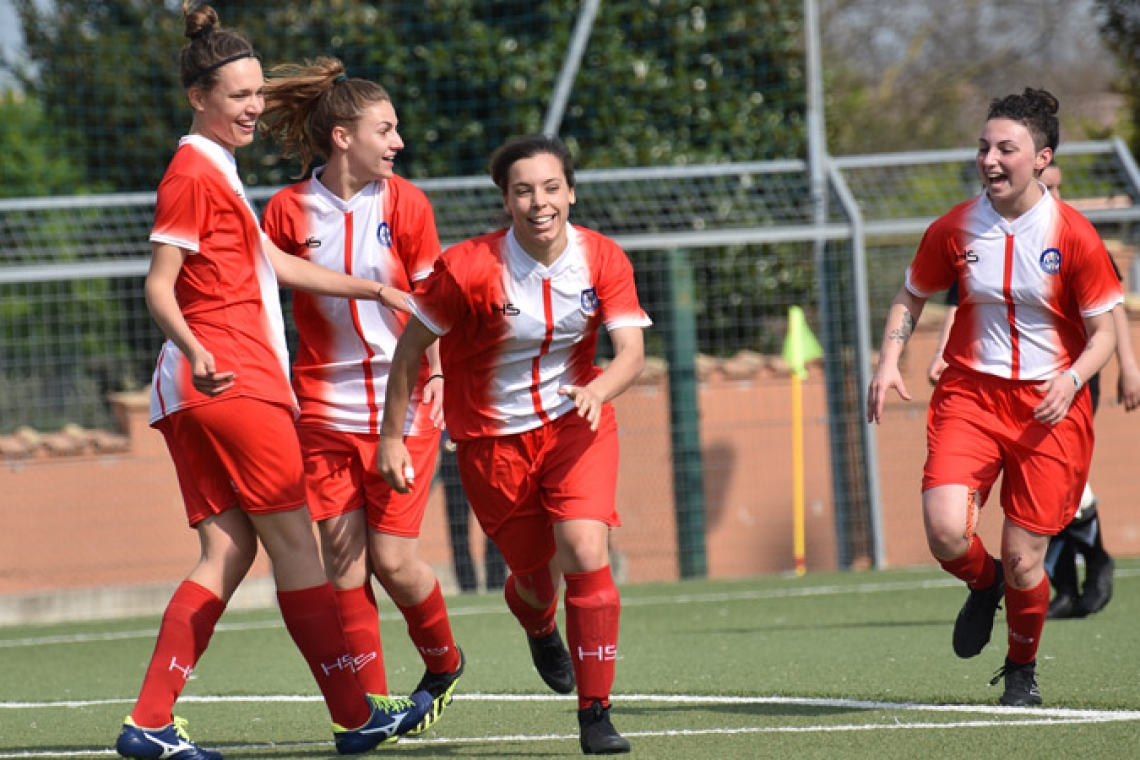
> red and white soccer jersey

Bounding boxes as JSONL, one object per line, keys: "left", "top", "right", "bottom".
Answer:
{"left": 906, "top": 191, "right": 1122, "bottom": 381}
{"left": 410, "top": 225, "right": 652, "bottom": 440}
{"left": 262, "top": 172, "right": 441, "bottom": 435}
{"left": 148, "top": 135, "right": 294, "bottom": 424}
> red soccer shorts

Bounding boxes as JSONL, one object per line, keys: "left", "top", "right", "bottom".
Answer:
{"left": 156, "top": 397, "right": 306, "bottom": 527}
{"left": 457, "top": 404, "right": 622, "bottom": 573}
{"left": 297, "top": 425, "right": 440, "bottom": 538}
{"left": 924, "top": 367, "right": 1093, "bottom": 535}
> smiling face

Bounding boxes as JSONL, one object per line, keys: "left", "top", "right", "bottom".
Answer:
{"left": 502, "top": 151, "right": 576, "bottom": 264}
{"left": 976, "top": 117, "right": 1051, "bottom": 220}
{"left": 188, "top": 56, "right": 264, "bottom": 153}
{"left": 338, "top": 100, "right": 403, "bottom": 184}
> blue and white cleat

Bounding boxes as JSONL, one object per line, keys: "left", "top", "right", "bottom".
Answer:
{"left": 115, "top": 716, "right": 222, "bottom": 760}
{"left": 333, "top": 692, "right": 434, "bottom": 754}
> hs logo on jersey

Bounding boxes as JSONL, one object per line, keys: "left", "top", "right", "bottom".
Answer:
{"left": 1039, "top": 247, "right": 1061, "bottom": 275}
{"left": 955, "top": 249, "right": 978, "bottom": 263}
{"left": 493, "top": 302, "right": 521, "bottom": 316}
{"left": 376, "top": 222, "right": 392, "bottom": 247}
{"left": 302, "top": 236, "right": 322, "bottom": 248}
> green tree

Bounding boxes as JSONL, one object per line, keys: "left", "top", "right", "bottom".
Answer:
{"left": 0, "top": 91, "right": 87, "bottom": 197}
{"left": 13, "top": 0, "right": 806, "bottom": 189}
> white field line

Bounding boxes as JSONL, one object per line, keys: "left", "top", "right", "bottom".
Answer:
{"left": 11, "top": 571, "right": 1140, "bottom": 650}
{"left": 1, "top": 693, "right": 1139, "bottom": 758}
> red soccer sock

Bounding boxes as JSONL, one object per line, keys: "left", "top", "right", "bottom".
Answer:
{"left": 939, "top": 536, "right": 997, "bottom": 590}
{"left": 278, "top": 583, "right": 369, "bottom": 729}
{"left": 564, "top": 566, "right": 621, "bottom": 710}
{"left": 334, "top": 584, "right": 387, "bottom": 695}
{"left": 504, "top": 573, "right": 559, "bottom": 638}
{"left": 131, "top": 581, "right": 226, "bottom": 728}
{"left": 396, "top": 580, "right": 460, "bottom": 675}
{"left": 1005, "top": 575, "right": 1050, "bottom": 664}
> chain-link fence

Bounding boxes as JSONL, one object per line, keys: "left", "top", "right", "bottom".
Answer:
{"left": 2, "top": 2, "right": 1139, "bottom": 593}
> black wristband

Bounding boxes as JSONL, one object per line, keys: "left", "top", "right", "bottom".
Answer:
{"left": 427, "top": 373, "right": 444, "bottom": 383}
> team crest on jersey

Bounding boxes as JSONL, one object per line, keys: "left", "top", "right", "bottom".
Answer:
{"left": 1039, "top": 248, "right": 1061, "bottom": 275}
{"left": 376, "top": 222, "right": 392, "bottom": 248}
{"left": 580, "top": 288, "right": 599, "bottom": 315}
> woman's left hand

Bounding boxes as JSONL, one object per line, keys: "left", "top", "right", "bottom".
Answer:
{"left": 559, "top": 384, "right": 604, "bottom": 431}
{"left": 1033, "top": 374, "right": 1078, "bottom": 426}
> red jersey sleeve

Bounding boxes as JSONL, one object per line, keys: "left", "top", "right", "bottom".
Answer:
{"left": 261, "top": 187, "right": 309, "bottom": 258}
{"left": 388, "top": 176, "right": 443, "bottom": 288}
{"left": 582, "top": 230, "right": 652, "bottom": 330}
{"left": 152, "top": 171, "right": 205, "bottom": 252}
{"left": 905, "top": 200, "right": 973, "bottom": 299}
{"left": 1057, "top": 204, "right": 1124, "bottom": 318}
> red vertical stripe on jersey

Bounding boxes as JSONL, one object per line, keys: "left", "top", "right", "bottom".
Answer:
{"left": 1002, "top": 233, "right": 1022, "bottom": 380}
{"left": 529, "top": 278, "right": 556, "bottom": 424}
{"left": 343, "top": 211, "right": 381, "bottom": 431}
{"left": 154, "top": 344, "right": 171, "bottom": 417}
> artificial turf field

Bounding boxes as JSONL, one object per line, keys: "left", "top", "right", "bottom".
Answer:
{"left": 2, "top": 561, "right": 1139, "bottom": 759}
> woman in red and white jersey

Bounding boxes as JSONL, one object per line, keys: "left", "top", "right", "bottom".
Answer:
{"left": 259, "top": 57, "right": 463, "bottom": 733}
{"left": 867, "top": 88, "right": 1122, "bottom": 708}
{"left": 379, "top": 134, "right": 651, "bottom": 755}
{"left": 115, "top": 7, "right": 429, "bottom": 760}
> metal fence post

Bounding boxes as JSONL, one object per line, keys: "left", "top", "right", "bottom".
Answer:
{"left": 664, "top": 247, "right": 707, "bottom": 579}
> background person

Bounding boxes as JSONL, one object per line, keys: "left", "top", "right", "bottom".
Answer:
{"left": 260, "top": 56, "right": 464, "bottom": 734}
{"left": 440, "top": 432, "right": 507, "bottom": 593}
{"left": 116, "top": 6, "right": 430, "bottom": 760}
{"left": 868, "top": 88, "right": 1122, "bottom": 707}
{"left": 377, "top": 134, "right": 651, "bottom": 754}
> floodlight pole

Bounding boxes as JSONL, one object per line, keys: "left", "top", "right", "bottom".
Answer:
{"left": 542, "top": 0, "right": 601, "bottom": 136}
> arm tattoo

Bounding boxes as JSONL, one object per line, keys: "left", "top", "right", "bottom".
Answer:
{"left": 887, "top": 310, "right": 914, "bottom": 345}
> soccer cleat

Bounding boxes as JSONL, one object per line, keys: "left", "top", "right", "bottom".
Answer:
{"left": 333, "top": 692, "right": 433, "bottom": 754}
{"left": 991, "top": 658, "right": 1042, "bottom": 706}
{"left": 528, "top": 626, "right": 576, "bottom": 694}
{"left": 952, "top": 558, "right": 1005, "bottom": 658}
{"left": 1075, "top": 555, "right": 1114, "bottom": 617}
{"left": 578, "top": 700, "right": 631, "bottom": 755}
{"left": 115, "top": 716, "right": 222, "bottom": 760}
{"left": 1046, "top": 591, "right": 1078, "bottom": 620}
{"left": 406, "top": 647, "right": 465, "bottom": 736}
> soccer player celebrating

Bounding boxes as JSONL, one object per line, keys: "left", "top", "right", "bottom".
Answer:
{"left": 378, "top": 134, "right": 651, "bottom": 754}
{"left": 115, "top": 5, "right": 429, "bottom": 759}
{"left": 260, "top": 57, "right": 463, "bottom": 733}
{"left": 867, "top": 88, "right": 1122, "bottom": 706}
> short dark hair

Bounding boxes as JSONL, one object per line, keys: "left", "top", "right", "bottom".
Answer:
{"left": 489, "top": 135, "right": 576, "bottom": 193}
{"left": 986, "top": 87, "right": 1060, "bottom": 153}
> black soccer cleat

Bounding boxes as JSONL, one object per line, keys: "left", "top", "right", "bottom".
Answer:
{"left": 952, "top": 558, "right": 1005, "bottom": 658}
{"left": 1046, "top": 591, "right": 1078, "bottom": 620}
{"left": 991, "top": 657, "right": 1042, "bottom": 706}
{"left": 578, "top": 700, "right": 631, "bottom": 755}
{"left": 407, "top": 647, "right": 465, "bottom": 736}
{"left": 527, "top": 626, "right": 576, "bottom": 695}
{"left": 1075, "top": 555, "right": 1114, "bottom": 617}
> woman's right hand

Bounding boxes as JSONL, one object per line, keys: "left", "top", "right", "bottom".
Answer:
{"left": 867, "top": 363, "right": 910, "bottom": 424}
{"left": 189, "top": 349, "right": 235, "bottom": 396}
{"left": 377, "top": 436, "right": 414, "bottom": 494}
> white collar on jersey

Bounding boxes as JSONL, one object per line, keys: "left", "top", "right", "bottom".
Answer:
{"left": 310, "top": 166, "right": 382, "bottom": 211}
{"left": 980, "top": 183, "right": 1053, "bottom": 234}
{"left": 179, "top": 134, "right": 239, "bottom": 175}
{"left": 506, "top": 224, "right": 579, "bottom": 273}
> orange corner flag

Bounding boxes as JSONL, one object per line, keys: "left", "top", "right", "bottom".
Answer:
{"left": 782, "top": 306, "right": 823, "bottom": 379}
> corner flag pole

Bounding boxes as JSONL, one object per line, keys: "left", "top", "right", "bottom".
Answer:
{"left": 782, "top": 306, "right": 823, "bottom": 577}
